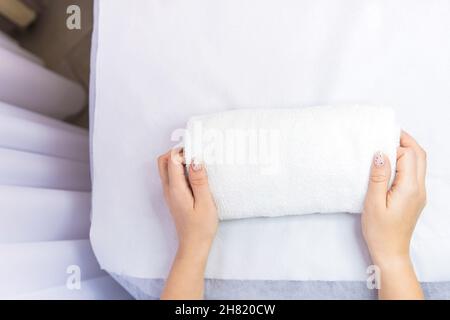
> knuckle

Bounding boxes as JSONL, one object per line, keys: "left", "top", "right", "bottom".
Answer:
{"left": 189, "top": 174, "right": 208, "bottom": 187}
{"left": 404, "top": 184, "right": 420, "bottom": 198}
{"left": 404, "top": 147, "right": 415, "bottom": 157}
{"left": 157, "top": 156, "right": 167, "bottom": 168}
{"left": 370, "top": 172, "right": 387, "bottom": 183}
{"left": 402, "top": 148, "right": 419, "bottom": 163}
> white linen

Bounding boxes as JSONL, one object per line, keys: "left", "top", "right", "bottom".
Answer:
{"left": 0, "top": 148, "right": 91, "bottom": 191}
{"left": 0, "top": 101, "right": 87, "bottom": 135}
{"left": 0, "top": 240, "right": 104, "bottom": 298}
{"left": 0, "top": 39, "right": 129, "bottom": 298}
{"left": 15, "top": 276, "right": 132, "bottom": 300}
{"left": 0, "top": 104, "right": 89, "bottom": 162}
{"left": 185, "top": 106, "right": 399, "bottom": 220}
{"left": 0, "top": 186, "right": 90, "bottom": 243}
{"left": 0, "top": 47, "right": 85, "bottom": 118}
{"left": 91, "top": 0, "right": 450, "bottom": 281}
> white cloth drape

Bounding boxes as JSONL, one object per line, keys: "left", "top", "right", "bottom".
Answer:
{"left": 0, "top": 35, "right": 130, "bottom": 299}
{"left": 0, "top": 105, "right": 89, "bottom": 161}
{"left": 0, "top": 39, "right": 86, "bottom": 119}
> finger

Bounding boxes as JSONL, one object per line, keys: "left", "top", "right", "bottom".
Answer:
{"left": 400, "top": 130, "right": 427, "bottom": 188}
{"left": 365, "top": 151, "right": 392, "bottom": 209}
{"left": 391, "top": 147, "right": 418, "bottom": 192}
{"left": 157, "top": 151, "right": 170, "bottom": 198}
{"left": 167, "top": 147, "right": 190, "bottom": 190}
{"left": 188, "top": 161, "right": 215, "bottom": 209}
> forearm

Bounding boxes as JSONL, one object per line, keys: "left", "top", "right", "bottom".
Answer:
{"left": 375, "top": 255, "right": 424, "bottom": 300}
{"left": 161, "top": 246, "right": 210, "bottom": 300}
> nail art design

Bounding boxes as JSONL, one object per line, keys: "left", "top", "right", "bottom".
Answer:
{"left": 373, "top": 151, "right": 385, "bottom": 167}
{"left": 191, "top": 158, "right": 203, "bottom": 171}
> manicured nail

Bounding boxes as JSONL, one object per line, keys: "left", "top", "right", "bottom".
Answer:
{"left": 373, "top": 151, "right": 385, "bottom": 167}
{"left": 191, "top": 159, "right": 203, "bottom": 172}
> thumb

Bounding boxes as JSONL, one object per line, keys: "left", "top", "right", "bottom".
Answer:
{"left": 365, "top": 151, "right": 391, "bottom": 208}
{"left": 188, "top": 161, "right": 214, "bottom": 208}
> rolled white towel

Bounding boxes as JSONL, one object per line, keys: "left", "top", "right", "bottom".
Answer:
{"left": 184, "top": 105, "right": 400, "bottom": 220}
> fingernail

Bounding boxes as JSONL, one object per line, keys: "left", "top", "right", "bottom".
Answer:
{"left": 191, "top": 159, "right": 203, "bottom": 172}
{"left": 373, "top": 151, "right": 385, "bottom": 167}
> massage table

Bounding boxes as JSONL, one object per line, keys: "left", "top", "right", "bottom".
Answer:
{"left": 90, "top": 0, "right": 450, "bottom": 299}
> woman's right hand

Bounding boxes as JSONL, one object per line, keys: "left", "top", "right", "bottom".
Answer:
{"left": 158, "top": 149, "right": 218, "bottom": 300}
{"left": 362, "top": 131, "right": 427, "bottom": 299}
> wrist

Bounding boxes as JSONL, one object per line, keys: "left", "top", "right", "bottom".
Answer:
{"left": 176, "top": 240, "right": 213, "bottom": 264}
{"left": 372, "top": 253, "right": 412, "bottom": 273}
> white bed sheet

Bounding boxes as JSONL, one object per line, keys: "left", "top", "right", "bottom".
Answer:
{"left": 91, "top": 0, "right": 450, "bottom": 282}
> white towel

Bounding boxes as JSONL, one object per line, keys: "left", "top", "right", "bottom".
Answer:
{"left": 185, "top": 106, "right": 400, "bottom": 220}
